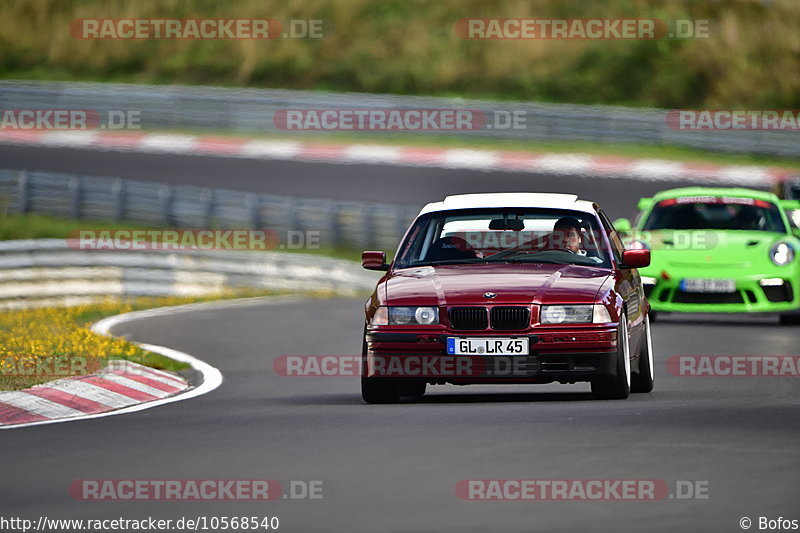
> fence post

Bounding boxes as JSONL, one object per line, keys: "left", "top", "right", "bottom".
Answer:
{"left": 158, "top": 185, "right": 173, "bottom": 226}
{"left": 329, "top": 201, "right": 342, "bottom": 249}
{"left": 201, "top": 188, "right": 214, "bottom": 227}
{"left": 246, "top": 193, "right": 260, "bottom": 228}
{"left": 16, "top": 171, "right": 29, "bottom": 214}
{"left": 111, "top": 178, "right": 125, "bottom": 221}
{"left": 363, "top": 204, "right": 375, "bottom": 250}
{"left": 288, "top": 197, "right": 302, "bottom": 233}
{"left": 68, "top": 176, "right": 82, "bottom": 219}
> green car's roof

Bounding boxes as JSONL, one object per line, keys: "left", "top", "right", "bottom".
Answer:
{"left": 650, "top": 187, "right": 779, "bottom": 203}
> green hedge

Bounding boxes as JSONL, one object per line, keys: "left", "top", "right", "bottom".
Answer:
{"left": 1, "top": 0, "right": 797, "bottom": 108}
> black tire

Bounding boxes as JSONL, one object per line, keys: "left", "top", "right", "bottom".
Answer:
{"left": 361, "top": 377, "right": 401, "bottom": 403}
{"left": 631, "top": 315, "right": 654, "bottom": 393}
{"left": 360, "top": 327, "right": 401, "bottom": 403}
{"left": 591, "top": 314, "right": 631, "bottom": 400}
{"left": 649, "top": 310, "right": 657, "bottom": 323}
{"left": 399, "top": 380, "right": 426, "bottom": 398}
{"left": 779, "top": 313, "right": 800, "bottom": 325}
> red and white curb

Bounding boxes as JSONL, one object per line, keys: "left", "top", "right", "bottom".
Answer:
{"left": 0, "top": 361, "right": 189, "bottom": 426}
{"left": 0, "top": 129, "right": 794, "bottom": 186}
{"left": 0, "top": 303, "right": 225, "bottom": 430}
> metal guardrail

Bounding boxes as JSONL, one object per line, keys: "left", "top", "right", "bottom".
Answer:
{"left": 0, "top": 169, "right": 419, "bottom": 251}
{"left": 0, "top": 239, "right": 379, "bottom": 309}
{"left": 1, "top": 80, "right": 797, "bottom": 157}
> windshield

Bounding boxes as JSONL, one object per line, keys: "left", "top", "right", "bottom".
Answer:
{"left": 643, "top": 197, "right": 787, "bottom": 233}
{"left": 394, "top": 208, "right": 612, "bottom": 269}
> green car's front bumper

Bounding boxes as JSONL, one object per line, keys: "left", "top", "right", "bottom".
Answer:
{"left": 642, "top": 271, "right": 800, "bottom": 314}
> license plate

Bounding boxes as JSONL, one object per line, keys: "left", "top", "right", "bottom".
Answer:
{"left": 680, "top": 278, "right": 736, "bottom": 293}
{"left": 446, "top": 337, "right": 529, "bottom": 355}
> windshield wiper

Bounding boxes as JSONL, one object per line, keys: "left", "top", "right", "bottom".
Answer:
{"left": 411, "top": 259, "right": 485, "bottom": 267}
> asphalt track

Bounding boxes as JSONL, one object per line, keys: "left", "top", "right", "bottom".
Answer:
{"left": 2, "top": 145, "right": 798, "bottom": 532}
{"left": 0, "top": 144, "right": 747, "bottom": 218}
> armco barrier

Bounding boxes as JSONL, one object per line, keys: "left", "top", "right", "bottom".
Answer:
{"left": 0, "top": 239, "right": 379, "bottom": 309}
{"left": 0, "top": 80, "right": 797, "bottom": 157}
{"left": 0, "top": 169, "right": 419, "bottom": 251}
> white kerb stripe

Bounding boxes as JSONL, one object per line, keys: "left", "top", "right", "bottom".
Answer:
{"left": 40, "top": 131, "right": 99, "bottom": 147}
{"left": 107, "top": 361, "right": 188, "bottom": 387}
{"left": 536, "top": 154, "right": 594, "bottom": 173}
{"left": 342, "top": 145, "right": 403, "bottom": 163}
{"left": 46, "top": 380, "right": 140, "bottom": 408}
{"left": 0, "top": 392, "right": 84, "bottom": 419}
{"left": 139, "top": 134, "right": 198, "bottom": 153}
{"left": 99, "top": 374, "right": 172, "bottom": 397}
{"left": 441, "top": 149, "right": 499, "bottom": 169}
{"left": 240, "top": 140, "right": 302, "bottom": 158}
{"left": 125, "top": 368, "right": 186, "bottom": 388}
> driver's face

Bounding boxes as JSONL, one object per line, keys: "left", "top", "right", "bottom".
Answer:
{"left": 555, "top": 227, "right": 580, "bottom": 252}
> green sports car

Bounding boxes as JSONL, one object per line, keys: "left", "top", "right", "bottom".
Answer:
{"left": 614, "top": 187, "right": 800, "bottom": 324}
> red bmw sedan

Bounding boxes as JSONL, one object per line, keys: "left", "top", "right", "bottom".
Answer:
{"left": 361, "top": 193, "right": 653, "bottom": 402}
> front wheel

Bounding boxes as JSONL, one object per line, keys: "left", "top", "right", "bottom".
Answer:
{"left": 591, "top": 314, "right": 631, "bottom": 400}
{"left": 631, "top": 315, "right": 654, "bottom": 393}
{"left": 361, "top": 327, "right": 401, "bottom": 404}
{"left": 361, "top": 377, "right": 400, "bottom": 404}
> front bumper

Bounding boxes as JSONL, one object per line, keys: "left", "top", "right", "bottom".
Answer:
{"left": 364, "top": 328, "right": 619, "bottom": 384}
{"left": 643, "top": 273, "right": 800, "bottom": 313}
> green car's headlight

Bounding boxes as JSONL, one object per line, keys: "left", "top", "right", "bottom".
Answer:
{"left": 770, "top": 242, "right": 795, "bottom": 266}
{"left": 374, "top": 306, "right": 439, "bottom": 325}
{"left": 540, "top": 304, "right": 611, "bottom": 324}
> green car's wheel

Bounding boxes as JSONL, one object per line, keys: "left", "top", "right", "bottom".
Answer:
{"left": 631, "top": 315, "right": 654, "bottom": 393}
{"left": 779, "top": 313, "right": 800, "bottom": 325}
{"left": 591, "top": 314, "right": 631, "bottom": 400}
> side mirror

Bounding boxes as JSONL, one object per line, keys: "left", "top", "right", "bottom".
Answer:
{"left": 622, "top": 249, "right": 650, "bottom": 269}
{"left": 362, "top": 251, "right": 389, "bottom": 271}
{"left": 613, "top": 218, "right": 632, "bottom": 235}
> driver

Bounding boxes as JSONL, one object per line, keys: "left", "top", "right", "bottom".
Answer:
{"left": 552, "top": 217, "right": 583, "bottom": 254}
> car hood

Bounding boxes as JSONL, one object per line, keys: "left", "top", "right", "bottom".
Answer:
{"left": 634, "top": 230, "right": 796, "bottom": 271}
{"left": 384, "top": 263, "right": 611, "bottom": 306}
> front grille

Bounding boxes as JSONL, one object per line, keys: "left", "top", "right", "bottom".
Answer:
{"left": 763, "top": 282, "right": 793, "bottom": 303}
{"left": 449, "top": 307, "right": 488, "bottom": 330}
{"left": 490, "top": 306, "right": 530, "bottom": 330}
{"left": 672, "top": 291, "right": 744, "bottom": 304}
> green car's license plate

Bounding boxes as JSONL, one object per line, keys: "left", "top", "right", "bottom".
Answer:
{"left": 680, "top": 278, "right": 736, "bottom": 293}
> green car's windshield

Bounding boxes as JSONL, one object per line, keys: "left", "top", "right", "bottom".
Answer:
{"left": 394, "top": 208, "right": 612, "bottom": 269}
{"left": 643, "top": 197, "right": 787, "bottom": 233}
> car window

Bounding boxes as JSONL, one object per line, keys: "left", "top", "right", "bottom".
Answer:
{"left": 395, "top": 208, "right": 612, "bottom": 269}
{"left": 642, "top": 197, "right": 787, "bottom": 233}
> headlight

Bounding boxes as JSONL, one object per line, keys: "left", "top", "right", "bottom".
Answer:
{"left": 791, "top": 209, "right": 800, "bottom": 228}
{"left": 540, "top": 304, "right": 611, "bottom": 324}
{"left": 370, "top": 307, "right": 388, "bottom": 325}
{"left": 371, "top": 306, "right": 439, "bottom": 326}
{"left": 770, "top": 242, "right": 795, "bottom": 266}
{"left": 640, "top": 276, "right": 657, "bottom": 286}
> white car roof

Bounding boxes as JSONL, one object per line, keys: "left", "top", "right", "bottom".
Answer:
{"left": 418, "top": 193, "right": 597, "bottom": 216}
